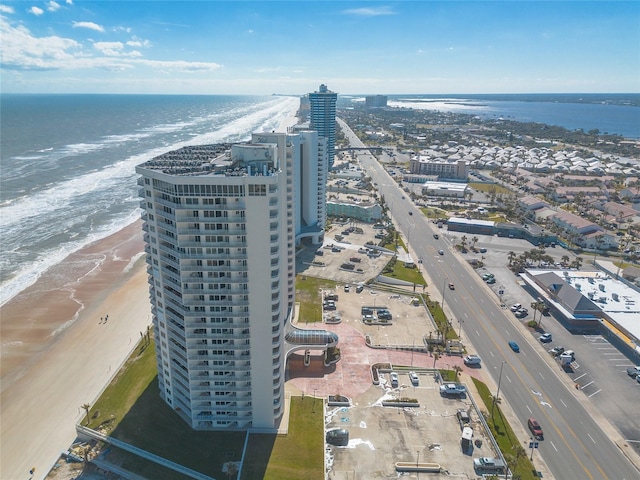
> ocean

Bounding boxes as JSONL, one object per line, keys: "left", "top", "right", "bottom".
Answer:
{"left": 0, "top": 93, "right": 638, "bottom": 307}
{"left": 0, "top": 94, "right": 300, "bottom": 306}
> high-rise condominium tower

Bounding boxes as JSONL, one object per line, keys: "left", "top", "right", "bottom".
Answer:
{"left": 136, "top": 132, "right": 305, "bottom": 430}
{"left": 308, "top": 84, "right": 337, "bottom": 168}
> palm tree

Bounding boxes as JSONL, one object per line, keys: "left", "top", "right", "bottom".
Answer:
{"left": 81, "top": 403, "right": 91, "bottom": 426}
{"left": 471, "top": 236, "right": 479, "bottom": 250}
{"left": 507, "top": 251, "right": 517, "bottom": 268}
{"left": 561, "top": 255, "right": 570, "bottom": 266}
{"left": 460, "top": 235, "right": 468, "bottom": 251}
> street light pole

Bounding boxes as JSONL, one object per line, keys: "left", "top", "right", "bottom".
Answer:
{"left": 496, "top": 361, "right": 507, "bottom": 403}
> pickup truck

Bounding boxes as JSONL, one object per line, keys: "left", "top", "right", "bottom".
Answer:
{"left": 473, "top": 457, "right": 506, "bottom": 474}
{"left": 439, "top": 383, "right": 466, "bottom": 396}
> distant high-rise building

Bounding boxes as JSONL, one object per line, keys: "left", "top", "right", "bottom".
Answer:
{"left": 308, "top": 84, "right": 337, "bottom": 168}
{"left": 136, "top": 131, "right": 337, "bottom": 431}
{"left": 365, "top": 95, "right": 388, "bottom": 109}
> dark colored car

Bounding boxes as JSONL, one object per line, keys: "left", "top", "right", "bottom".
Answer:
{"left": 528, "top": 418, "right": 544, "bottom": 439}
{"left": 509, "top": 341, "right": 520, "bottom": 352}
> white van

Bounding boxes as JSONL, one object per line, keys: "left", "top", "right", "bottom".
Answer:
{"left": 464, "top": 355, "right": 482, "bottom": 366}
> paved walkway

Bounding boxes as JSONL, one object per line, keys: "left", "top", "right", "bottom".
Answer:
{"left": 286, "top": 321, "right": 485, "bottom": 400}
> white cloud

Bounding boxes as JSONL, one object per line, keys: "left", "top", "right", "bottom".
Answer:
{"left": 342, "top": 6, "right": 395, "bottom": 17}
{"left": 29, "top": 6, "right": 44, "bottom": 16}
{"left": 93, "top": 41, "right": 124, "bottom": 56}
{"left": 126, "top": 38, "right": 151, "bottom": 48}
{"left": 136, "top": 59, "right": 222, "bottom": 72}
{"left": 66, "top": 0, "right": 73, "bottom": 4}
{"left": 72, "top": 21, "right": 105, "bottom": 33}
{"left": 0, "top": 5, "right": 15, "bottom": 14}
{"left": 0, "top": 17, "right": 221, "bottom": 73}
{"left": 1, "top": 16, "right": 80, "bottom": 69}
{"left": 47, "top": 1, "right": 60, "bottom": 12}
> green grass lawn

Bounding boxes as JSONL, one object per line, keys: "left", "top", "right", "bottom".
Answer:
{"left": 469, "top": 182, "right": 512, "bottom": 195}
{"left": 83, "top": 337, "right": 326, "bottom": 479}
{"left": 472, "top": 378, "right": 538, "bottom": 480}
{"left": 296, "top": 275, "right": 338, "bottom": 324}
{"left": 241, "top": 397, "right": 324, "bottom": 480}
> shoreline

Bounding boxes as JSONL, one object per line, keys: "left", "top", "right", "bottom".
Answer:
{"left": 0, "top": 221, "right": 154, "bottom": 479}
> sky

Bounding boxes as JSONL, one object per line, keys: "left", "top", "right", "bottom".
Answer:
{"left": 1, "top": 1, "right": 638, "bottom": 95}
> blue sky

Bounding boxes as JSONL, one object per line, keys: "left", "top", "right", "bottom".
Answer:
{"left": 1, "top": 1, "right": 638, "bottom": 94}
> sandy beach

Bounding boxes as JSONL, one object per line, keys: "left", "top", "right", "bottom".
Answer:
{"left": 1, "top": 221, "right": 153, "bottom": 480}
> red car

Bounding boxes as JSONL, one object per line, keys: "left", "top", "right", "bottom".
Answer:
{"left": 528, "top": 418, "right": 544, "bottom": 439}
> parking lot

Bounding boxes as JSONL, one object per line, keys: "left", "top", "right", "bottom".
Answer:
{"left": 325, "top": 370, "right": 502, "bottom": 480}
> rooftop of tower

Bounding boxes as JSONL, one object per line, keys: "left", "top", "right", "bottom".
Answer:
{"left": 138, "top": 143, "right": 280, "bottom": 177}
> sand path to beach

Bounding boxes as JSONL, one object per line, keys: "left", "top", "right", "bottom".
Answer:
{"left": 1, "top": 222, "right": 152, "bottom": 480}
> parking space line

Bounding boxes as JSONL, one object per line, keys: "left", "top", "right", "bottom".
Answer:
{"left": 574, "top": 373, "right": 587, "bottom": 381}
{"left": 588, "top": 389, "right": 601, "bottom": 398}
{"left": 582, "top": 380, "right": 595, "bottom": 389}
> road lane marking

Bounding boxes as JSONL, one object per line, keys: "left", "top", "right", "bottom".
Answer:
{"left": 538, "top": 372, "right": 545, "bottom": 380}
{"left": 526, "top": 404, "right": 532, "bottom": 414}
{"left": 560, "top": 398, "right": 567, "bottom": 407}
{"left": 550, "top": 441, "right": 558, "bottom": 452}
{"left": 587, "top": 433, "right": 596, "bottom": 444}
{"left": 505, "top": 374, "right": 512, "bottom": 383}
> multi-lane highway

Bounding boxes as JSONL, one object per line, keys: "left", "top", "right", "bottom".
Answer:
{"left": 338, "top": 118, "right": 640, "bottom": 480}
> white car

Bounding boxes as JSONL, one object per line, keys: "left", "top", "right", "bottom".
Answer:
{"left": 390, "top": 372, "right": 399, "bottom": 387}
{"left": 409, "top": 371, "right": 419, "bottom": 385}
{"left": 539, "top": 333, "right": 552, "bottom": 343}
{"left": 464, "top": 355, "right": 482, "bottom": 366}
{"left": 510, "top": 303, "right": 522, "bottom": 312}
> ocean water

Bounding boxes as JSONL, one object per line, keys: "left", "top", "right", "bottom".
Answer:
{"left": 386, "top": 93, "right": 640, "bottom": 139}
{"left": 0, "top": 94, "right": 300, "bottom": 306}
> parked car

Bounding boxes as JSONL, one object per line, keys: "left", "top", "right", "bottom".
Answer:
{"left": 390, "top": 372, "right": 399, "bottom": 387}
{"left": 344, "top": 284, "right": 350, "bottom": 292}
{"left": 479, "top": 247, "right": 487, "bottom": 253}
{"left": 549, "top": 346, "right": 565, "bottom": 357}
{"left": 510, "top": 303, "right": 522, "bottom": 312}
{"left": 509, "top": 341, "right": 520, "bottom": 352}
{"left": 486, "top": 277, "right": 496, "bottom": 284}
{"left": 409, "top": 371, "right": 419, "bottom": 386}
{"left": 528, "top": 418, "right": 544, "bottom": 439}
{"left": 539, "top": 333, "right": 553, "bottom": 343}
{"left": 626, "top": 366, "right": 640, "bottom": 378}
{"left": 440, "top": 383, "right": 466, "bottom": 396}
{"left": 464, "top": 355, "right": 482, "bottom": 366}
{"left": 473, "top": 457, "right": 506, "bottom": 474}
{"left": 456, "top": 409, "right": 471, "bottom": 425}
{"left": 515, "top": 309, "right": 528, "bottom": 318}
